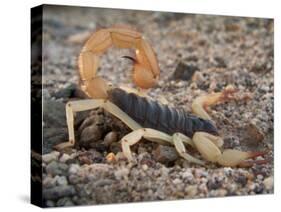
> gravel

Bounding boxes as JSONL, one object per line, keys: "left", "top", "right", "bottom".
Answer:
{"left": 41, "top": 5, "right": 274, "bottom": 207}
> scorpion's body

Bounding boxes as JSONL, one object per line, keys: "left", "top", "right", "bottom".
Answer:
{"left": 55, "top": 26, "right": 267, "bottom": 167}
{"left": 108, "top": 88, "right": 218, "bottom": 137}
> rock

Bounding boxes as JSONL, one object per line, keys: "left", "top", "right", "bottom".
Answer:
{"left": 224, "top": 23, "right": 241, "bottom": 32}
{"left": 78, "top": 154, "right": 93, "bottom": 165}
{"left": 53, "top": 83, "right": 77, "bottom": 99}
{"left": 263, "top": 176, "right": 273, "bottom": 191}
{"left": 43, "top": 176, "right": 57, "bottom": 188}
{"left": 115, "top": 151, "right": 127, "bottom": 161}
{"left": 46, "top": 161, "right": 69, "bottom": 176}
{"left": 245, "top": 122, "right": 265, "bottom": 143}
{"left": 42, "top": 151, "right": 60, "bottom": 163}
{"left": 56, "top": 197, "right": 75, "bottom": 207}
{"left": 140, "top": 158, "right": 155, "bottom": 168}
{"left": 114, "top": 167, "right": 130, "bottom": 180}
{"left": 68, "top": 164, "right": 80, "bottom": 175}
{"left": 142, "top": 164, "right": 148, "bottom": 171}
{"left": 55, "top": 176, "right": 68, "bottom": 186}
{"left": 103, "top": 131, "right": 118, "bottom": 146}
{"left": 214, "top": 56, "right": 227, "bottom": 68}
{"left": 250, "top": 61, "right": 268, "bottom": 74}
{"left": 79, "top": 125, "right": 103, "bottom": 148}
{"left": 42, "top": 89, "right": 51, "bottom": 99}
{"left": 254, "top": 184, "right": 264, "bottom": 194}
{"left": 43, "top": 185, "right": 76, "bottom": 200}
{"left": 251, "top": 166, "right": 269, "bottom": 177}
{"left": 77, "top": 149, "right": 103, "bottom": 165}
{"left": 45, "top": 200, "right": 55, "bottom": 207}
{"left": 43, "top": 100, "right": 66, "bottom": 128}
{"left": 173, "top": 61, "right": 199, "bottom": 81}
{"left": 43, "top": 100, "right": 69, "bottom": 153}
{"left": 68, "top": 174, "right": 84, "bottom": 185}
{"left": 194, "top": 169, "right": 208, "bottom": 178}
{"left": 53, "top": 83, "right": 87, "bottom": 100}
{"left": 234, "top": 175, "right": 248, "bottom": 186}
{"left": 257, "top": 174, "right": 264, "bottom": 181}
{"left": 153, "top": 12, "right": 186, "bottom": 26}
{"left": 43, "top": 127, "right": 68, "bottom": 154}
{"left": 59, "top": 153, "right": 71, "bottom": 163}
{"left": 43, "top": 99, "right": 93, "bottom": 153}
{"left": 94, "top": 179, "right": 115, "bottom": 187}
{"left": 160, "top": 166, "right": 170, "bottom": 177}
{"left": 89, "top": 149, "right": 104, "bottom": 163}
{"left": 216, "top": 189, "right": 228, "bottom": 197}
{"left": 172, "top": 178, "right": 182, "bottom": 185}
{"left": 109, "top": 142, "right": 122, "bottom": 154}
{"left": 153, "top": 145, "right": 179, "bottom": 164}
{"left": 223, "top": 167, "right": 233, "bottom": 176}
{"left": 182, "top": 169, "right": 194, "bottom": 181}
{"left": 224, "top": 136, "right": 240, "bottom": 148}
{"left": 248, "top": 182, "right": 256, "bottom": 191}
{"left": 191, "top": 71, "right": 205, "bottom": 84}
{"left": 185, "top": 185, "right": 198, "bottom": 197}
{"left": 207, "top": 177, "right": 223, "bottom": 190}
{"left": 87, "top": 163, "right": 113, "bottom": 174}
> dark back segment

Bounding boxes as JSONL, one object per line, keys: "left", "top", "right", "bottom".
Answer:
{"left": 108, "top": 88, "right": 218, "bottom": 137}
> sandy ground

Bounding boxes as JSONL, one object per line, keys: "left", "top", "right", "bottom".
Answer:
{"left": 41, "top": 5, "right": 273, "bottom": 207}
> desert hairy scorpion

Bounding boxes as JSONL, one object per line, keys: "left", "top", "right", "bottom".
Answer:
{"left": 54, "top": 26, "right": 267, "bottom": 167}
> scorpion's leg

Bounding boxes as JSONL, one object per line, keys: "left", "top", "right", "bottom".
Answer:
{"left": 54, "top": 99, "right": 142, "bottom": 150}
{"left": 54, "top": 99, "right": 105, "bottom": 150}
{"left": 192, "top": 85, "right": 237, "bottom": 120}
{"left": 120, "top": 128, "right": 173, "bottom": 162}
{"left": 120, "top": 129, "right": 204, "bottom": 165}
{"left": 192, "top": 132, "right": 267, "bottom": 167}
{"left": 172, "top": 133, "right": 205, "bottom": 165}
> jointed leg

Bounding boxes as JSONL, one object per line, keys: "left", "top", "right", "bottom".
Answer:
{"left": 192, "top": 85, "right": 237, "bottom": 120}
{"left": 121, "top": 128, "right": 173, "bottom": 162}
{"left": 54, "top": 99, "right": 105, "bottom": 150}
{"left": 120, "top": 129, "right": 205, "bottom": 165}
{"left": 54, "top": 99, "right": 142, "bottom": 150}
{"left": 172, "top": 133, "right": 205, "bottom": 165}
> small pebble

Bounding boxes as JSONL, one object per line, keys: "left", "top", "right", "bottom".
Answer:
{"left": 46, "top": 161, "right": 68, "bottom": 176}
{"left": 173, "top": 178, "right": 182, "bottom": 185}
{"left": 55, "top": 176, "right": 68, "bottom": 186}
{"left": 153, "top": 145, "right": 179, "bottom": 164}
{"left": 185, "top": 185, "right": 198, "bottom": 197}
{"left": 79, "top": 125, "right": 103, "bottom": 147}
{"left": 45, "top": 200, "right": 55, "bottom": 207}
{"left": 182, "top": 170, "right": 194, "bottom": 181}
{"left": 56, "top": 197, "right": 75, "bottom": 207}
{"left": 142, "top": 164, "right": 148, "bottom": 171}
{"left": 59, "top": 154, "right": 71, "bottom": 163}
{"left": 43, "top": 176, "right": 57, "bottom": 188}
{"left": 257, "top": 174, "right": 264, "bottom": 180}
{"left": 42, "top": 151, "right": 60, "bottom": 163}
{"left": 43, "top": 185, "right": 76, "bottom": 200}
{"left": 104, "top": 131, "right": 118, "bottom": 146}
{"left": 114, "top": 167, "right": 130, "bottom": 180}
{"left": 173, "top": 61, "right": 199, "bottom": 81}
{"left": 263, "top": 176, "right": 273, "bottom": 190}
{"left": 68, "top": 164, "right": 80, "bottom": 175}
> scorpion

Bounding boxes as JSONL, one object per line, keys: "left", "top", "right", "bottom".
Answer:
{"left": 54, "top": 25, "right": 267, "bottom": 167}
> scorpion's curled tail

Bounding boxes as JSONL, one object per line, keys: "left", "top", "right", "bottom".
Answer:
{"left": 77, "top": 25, "right": 160, "bottom": 99}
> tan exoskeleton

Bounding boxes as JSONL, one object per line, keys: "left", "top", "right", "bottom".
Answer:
{"left": 54, "top": 26, "right": 267, "bottom": 167}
